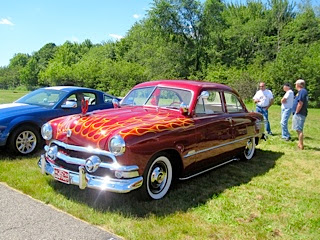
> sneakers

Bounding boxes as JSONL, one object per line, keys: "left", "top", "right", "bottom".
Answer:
{"left": 281, "top": 137, "right": 291, "bottom": 141}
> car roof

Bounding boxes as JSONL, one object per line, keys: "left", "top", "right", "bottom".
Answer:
{"left": 41, "top": 86, "right": 104, "bottom": 93}
{"left": 134, "top": 80, "right": 234, "bottom": 92}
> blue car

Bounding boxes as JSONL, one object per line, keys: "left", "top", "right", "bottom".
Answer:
{"left": 0, "top": 86, "right": 117, "bottom": 155}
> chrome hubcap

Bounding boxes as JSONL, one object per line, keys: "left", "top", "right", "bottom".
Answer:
{"left": 16, "top": 131, "right": 37, "bottom": 154}
{"left": 245, "top": 139, "right": 253, "bottom": 157}
{"left": 150, "top": 163, "right": 167, "bottom": 193}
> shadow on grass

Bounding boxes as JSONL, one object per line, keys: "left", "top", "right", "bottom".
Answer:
{"left": 304, "top": 146, "right": 320, "bottom": 151}
{"left": 0, "top": 148, "right": 43, "bottom": 161}
{"left": 49, "top": 149, "right": 283, "bottom": 218}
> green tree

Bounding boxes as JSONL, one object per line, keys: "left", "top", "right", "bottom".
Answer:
{"left": 20, "top": 57, "right": 38, "bottom": 88}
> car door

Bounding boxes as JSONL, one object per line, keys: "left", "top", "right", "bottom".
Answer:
{"left": 223, "top": 91, "right": 251, "bottom": 150}
{"left": 185, "top": 89, "right": 234, "bottom": 173}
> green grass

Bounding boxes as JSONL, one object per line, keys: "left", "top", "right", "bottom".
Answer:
{"left": 0, "top": 89, "right": 29, "bottom": 103}
{"left": 0, "top": 93, "right": 319, "bottom": 239}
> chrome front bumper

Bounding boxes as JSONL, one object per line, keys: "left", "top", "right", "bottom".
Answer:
{"left": 39, "top": 155, "right": 143, "bottom": 193}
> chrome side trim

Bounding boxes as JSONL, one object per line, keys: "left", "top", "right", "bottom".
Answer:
{"left": 179, "top": 158, "right": 238, "bottom": 180}
{"left": 184, "top": 135, "right": 259, "bottom": 158}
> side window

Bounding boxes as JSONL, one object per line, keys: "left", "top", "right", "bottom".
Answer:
{"left": 104, "top": 94, "right": 113, "bottom": 103}
{"left": 224, "top": 92, "right": 244, "bottom": 113}
{"left": 66, "top": 94, "right": 78, "bottom": 103}
{"left": 195, "top": 90, "right": 223, "bottom": 115}
{"left": 82, "top": 92, "right": 96, "bottom": 106}
{"left": 158, "top": 90, "right": 181, "bottom": 107}
{"left": 61, "top": 93, "right": 79, "bottom": 108}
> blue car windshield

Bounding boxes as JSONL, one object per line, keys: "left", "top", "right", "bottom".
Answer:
{"left": 15, "top": 89, "right": 68, "bottom": 108}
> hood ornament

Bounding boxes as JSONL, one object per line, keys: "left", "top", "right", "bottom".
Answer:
{"left": 67, "top": 129, "right": 72, "bottom": 137}
{"left": 81, "top": 99, "right": 89, "bottom": 115}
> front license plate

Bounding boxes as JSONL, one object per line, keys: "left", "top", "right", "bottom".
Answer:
{"left": 54, "top": 168, "right": 70, "bottom": 184}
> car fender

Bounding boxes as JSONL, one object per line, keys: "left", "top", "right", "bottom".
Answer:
{"left": 4, "top": 115, "right": 43, "bottom": 141}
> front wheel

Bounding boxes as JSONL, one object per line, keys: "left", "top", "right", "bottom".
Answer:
{"left": 241, "top": 137, "right": 256, "bottom": 160}
{"left": 140, "top": 153, "right": 173, "bottom": 200}
{"left": 8, "top": 125, "right": 40, "bottom": 155}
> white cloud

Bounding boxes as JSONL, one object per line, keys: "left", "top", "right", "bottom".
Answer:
{"left": 109, "top": 34, "right": 124, "bottom": 40}
{"left": 71, "top": 36, "right": 80, "bottom": 42}
{"left": 0, "top": 18, "right": 14, "bottom": 26}
{"left": 133, "top": 14, "right": 140, "bottom": 19}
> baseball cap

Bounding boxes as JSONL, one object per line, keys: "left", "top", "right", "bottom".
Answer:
{"left": 295, "top": 79, "right": 305, "bottom": 85}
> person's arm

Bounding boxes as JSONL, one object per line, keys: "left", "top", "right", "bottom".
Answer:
{"left": 281, "top": 92, "right": 289, "bottom": 103}
{"left": 253, "top": 92, "right": 260, "bottom": 104}
{"left": 265, "top": 90, "right": 274, "bottom": 109}
{"left": 266, "top": 98, "right": 274, "bottom": 110}
{"left": 296, "top": 101, "right": 303, "bottom": 114}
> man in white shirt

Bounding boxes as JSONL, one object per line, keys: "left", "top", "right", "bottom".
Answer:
{"left": 280, "top": 83, "right": 294, "bottom": 141}
{"left": 253, "top": 82, "right": 274, "bottom": 135}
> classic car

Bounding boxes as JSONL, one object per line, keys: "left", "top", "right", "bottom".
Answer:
{"left": 39, "top": 80, "right": 265, "bottom": 200}
{"left": 0, "top": 86, "right": 118, "bottom": 155}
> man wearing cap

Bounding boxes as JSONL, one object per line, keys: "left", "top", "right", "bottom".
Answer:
{"left": 280, "top": 83, "right": 294, "bottom": 141}
{"left": 253, "top": 82, "right": 274, "bottom": 135}
{"left": 292, "top": 79, "right": 308, "bottom": 150}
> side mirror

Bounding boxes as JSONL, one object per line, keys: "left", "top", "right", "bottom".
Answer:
{"left": 179, "top": 102, "right": 189, "bottom": 115}
{"left": 112, "top": 98, "right": 120, "bottom": 108}
{"left": 61, "top": 100, "right": 77, "bottom": 109}
{"left": 199, "top": 91, "right": 209, "bottom": 99}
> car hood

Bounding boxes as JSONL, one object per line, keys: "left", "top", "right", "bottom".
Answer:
{"left": 50, "top": 106, "right": 194, "bottom": 149}
{"left": 0, "top": 103, "right": 48, "bottom": 119}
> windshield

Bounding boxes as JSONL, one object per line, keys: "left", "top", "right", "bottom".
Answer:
{"left": 15, "top": 89, "right": 68, "bottom": 108}
{"left": 121, "top": 86, "right": 192, "bottom": 109}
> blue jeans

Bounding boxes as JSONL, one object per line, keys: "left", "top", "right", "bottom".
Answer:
{"left": 256, "top": 106, "right": 271, "bottom": 134}
{"left": 281, "top": 108, "right": 292, "bottom": 139}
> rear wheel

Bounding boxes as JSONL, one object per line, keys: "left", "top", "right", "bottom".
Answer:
{"left": 241, "top": 137, "right": 256, "bottom": 160}
{"left": 139, "top": 153, "right": 173, "bottom": 200}
{"left": 8, "top": 125, "right": 40, "bottom": 155}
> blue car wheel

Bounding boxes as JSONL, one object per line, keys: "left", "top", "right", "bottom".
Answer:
{"left": 9, "top": 125, "right": 41, "bottom": 155}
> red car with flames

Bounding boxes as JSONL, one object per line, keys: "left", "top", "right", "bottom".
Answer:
{"left": 39, "top": 80, "right": 265, "bottom": 200}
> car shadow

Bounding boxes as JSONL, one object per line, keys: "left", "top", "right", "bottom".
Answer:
{"left": 49, "top": 149, "right": 283, "bottom": 218}
{"left": 0, "top": 148, "right": 44, "bottom": 160}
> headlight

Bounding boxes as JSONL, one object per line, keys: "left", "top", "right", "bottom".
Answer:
{"left": 108, "top": 135, "right": 125, "bottom": 156}
{"left": 41, "top": 123, "right": 52, "bottom": 140}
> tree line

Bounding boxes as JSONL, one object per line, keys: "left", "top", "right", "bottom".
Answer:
{"left": 0, "top": 0, "right": 319, "bottom": 106}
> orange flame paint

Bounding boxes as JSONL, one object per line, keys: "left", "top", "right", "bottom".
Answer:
{"left": 54, "top": 113, "right": 194, "bottom": 147}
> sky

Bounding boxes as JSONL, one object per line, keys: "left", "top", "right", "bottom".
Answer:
{"left": 0, "top": 0, "right": 318, "bottom": 67}
{"left": 0, "top": 0, "right": 152, "bottom": 67}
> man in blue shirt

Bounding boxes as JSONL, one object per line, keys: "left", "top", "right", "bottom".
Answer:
{"left": 292, "top": 79, "right": 308, "bottom": 150}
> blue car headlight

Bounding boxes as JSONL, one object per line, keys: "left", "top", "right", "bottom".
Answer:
{"left": 41, "top": 123, "right": 52, "bottom": 140}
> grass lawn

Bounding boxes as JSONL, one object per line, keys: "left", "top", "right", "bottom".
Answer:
{"left": 0, "top": 90, "right": 319, "bottom": 239}
{"left": 0, "top": 89, "right": 29, "bottom": 103}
